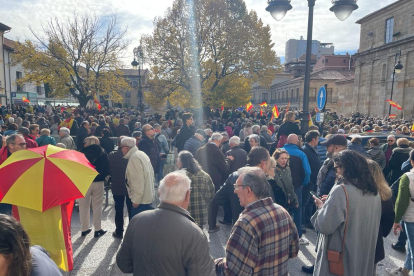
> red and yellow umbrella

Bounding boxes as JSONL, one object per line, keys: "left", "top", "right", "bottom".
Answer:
{"left": 0, "top": 145, "right": 98, "bottom": 212}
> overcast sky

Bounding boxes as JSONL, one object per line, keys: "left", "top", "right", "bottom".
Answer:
{"left": 0, "top": 0, "right": 396, "bottom": 66}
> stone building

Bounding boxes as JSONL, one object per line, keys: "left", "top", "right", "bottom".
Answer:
{"left": 120, "top": 69, "right": 150, "bottom": 109}
{"left": 346, "top": 0, "right": 414, "bottom": 117}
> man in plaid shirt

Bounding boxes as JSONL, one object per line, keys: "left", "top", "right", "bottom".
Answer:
{"left": 215, "top": 167, "right": 299, "bottom": 276}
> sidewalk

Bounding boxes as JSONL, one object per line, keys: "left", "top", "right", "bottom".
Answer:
{"left": 63, "top": 191, "right": 406, "bottom": 276}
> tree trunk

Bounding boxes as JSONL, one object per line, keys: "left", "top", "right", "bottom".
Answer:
{"left": 76, "top": 95, "right": 91, "bottom": 107}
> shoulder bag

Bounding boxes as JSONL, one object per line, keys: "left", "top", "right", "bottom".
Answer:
{"left": 327, "top": 184, "right": 349, "bottom": 276}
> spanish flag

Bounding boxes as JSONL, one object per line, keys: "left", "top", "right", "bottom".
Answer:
{"left": 246, "top": 102, "right": 253, "bottom": 112}
{"left": 309, "top": 114, "right": 314, "bottom": 126}
{"left": 12, "top": 201, "right": 75, "bottom": 271}
{"left": 22, "top": 96, "right": 30, "bottom": 103}
{"left": 272, "top": 105, "right": 280, "bottom": 119}
{"left": 260, "top": 109, "right": 263, "bottom": 116}
{"left": 259, "top": 102, "right": 268, "bottom": 108}
{"left": 411, "top": 123, "right": 414, "bottom": 133}
{"left": 94, "top": 99, "right": 102, "bottom": 111}
{"left": 387, "top": 99, "right": 403, "bottom": 110}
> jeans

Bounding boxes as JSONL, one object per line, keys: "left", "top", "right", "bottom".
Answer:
{"left": 302, "top": 182, "right": 315, "bottom": 224}
{"left": 130, "top": 203, "right": 153, "bottom": 220}
{"left": 397, "top": 221, "right": 408, "bottom": 246}
{"left": 404, "top": 221, "right": 414, "bottom": 270}
{"left": 157, "top": 159, "right": 166, "bottom": 183}
{"left": 113, "top": 195, "right": 132, "bottom": 235}
{"left": 292, "top": 186, "right": 303, "bottom": 238}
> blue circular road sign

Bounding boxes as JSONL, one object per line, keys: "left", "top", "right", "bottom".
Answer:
{"left": 317, "top": 86, "right": 327, "bottom": 111}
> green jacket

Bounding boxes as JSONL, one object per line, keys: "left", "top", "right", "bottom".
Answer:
{"left": 274, "top": 165, "right": 299, "bottom": 207}
{"left": 35, "top": 135, "right": 57, "bottom": 146}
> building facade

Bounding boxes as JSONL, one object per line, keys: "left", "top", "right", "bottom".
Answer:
{"left": 349, "top": 0, "right": 414, "bottom": 117}
{"left": 0, "top": 23, "right": 11, "bottom": 106}
{"left": 285, "top": 37, "right": 334, "bottom": 64}
{"left": 120, "top": 69, "right": 150, "bottom": 109}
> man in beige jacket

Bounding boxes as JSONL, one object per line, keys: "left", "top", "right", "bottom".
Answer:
{"left": 121, "top": 137, "right": 154, "bottom": 219}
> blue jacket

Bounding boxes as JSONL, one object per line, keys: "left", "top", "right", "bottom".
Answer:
{"left": 316, "top": 137, "right": 327, "bottom": 163}
{"left": 282, "top": 143, "right": 311, "bottom": 186}
{"left": 183, "top": 136, "right": 203, "bottom": 156}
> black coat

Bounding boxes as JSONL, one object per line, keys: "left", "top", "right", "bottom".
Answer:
{"left": 389, "top": 146, "right": 412, "bottom": 183}
{"left": 374, "top": 197, "right": 395, "bottom": 263}
{"left": 99, "top": 137, "right": 115, "bottom": 154}
{"left": 276, "top": 121, "right": 301, "bottom": 141}
{"left": 175, "top": 124, "right": 195, "bottom": 152}
{"left": 195, "top": 143, "right": 230, "bottom": 191}
{"left": 303, "top": 143, "right": 322, "bottom": 185}
{"left": 80, "top": 144, "right": 110, "bottom": 182}
{"left": 225, "top": 146, "right": 247, "bottom": 175}
{"left": 138, "top": 135, "right": 159, "bottom": 173}
{"left": 95, "top": 125, "right": 112, "bottom": 137}
{"left": 109, "top": 149, "right": 129, "bottom": 196}
{"left": 289, "top": 155, "right": 305, "bottom": 189}
{"left": 244, "top": 134, "right": 269, "bottom": 153}
{"left": 76, "top": 126, "right": 89, "bottom": 151}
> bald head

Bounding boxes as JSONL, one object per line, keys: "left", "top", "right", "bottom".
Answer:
{"left": 287, "top": 134, "right": 299, "bottom": 145}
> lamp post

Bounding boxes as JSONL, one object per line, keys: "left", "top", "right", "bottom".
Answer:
{"left": 266, "top": 0, "right": 358, "bottom": 133}
{"left": 389, "top": 49, "right": 403, "bottom": 116}
{"left": 131, "top": 45, "right": 144, "bottom": 113}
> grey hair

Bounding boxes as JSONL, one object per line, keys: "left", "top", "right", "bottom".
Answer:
{"left": 6, "top": 134, "right": 24, "bottom": 146}
{"left": 249, "top": 134, "right": 260, "bottom": 145}
{"left": 387, "top": 134, "right": 396, "bottom": 140}
{"left": 204, "top": 128, "right": 213, "bottom": 135}
{"left": 84, "top": 136, "right": 100, "bottom": 146}
{"left": 121, "top": 137, "right": 136, "bottom": 148}
{"left": 211, "top": 132, "right": 223, "bottom": 142}
{"left": 229, "top": 136, "right": 240, "bottom": 146}
{"left": 261, "top": 125, "right": 268, "bottom": 132}
{"left": 59, "top": 127, "right": 70, "bottom": 136}
{"left": 252, "top": 125, "right": 260, "bottom": 134}
{"left": 237, "top": 167, "right": 272, "bottom": 199}
{"left": 159, "top": 170, "right": 191, "bottom": 203}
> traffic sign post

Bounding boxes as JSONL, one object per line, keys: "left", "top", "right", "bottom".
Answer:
{"left": 317, "top": 85, "right": 327, "bottom": 111}
{"left": 316, "top": 112, "right": 324, "bottom": 123}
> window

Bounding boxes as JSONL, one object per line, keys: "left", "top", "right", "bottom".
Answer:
{"left": 16, "top": 71, "right": 23, "bottom": 91}
{"left": 278, "top": 92, "right": 281, "bottom": 103}
{"left": 343, "top": 59, "right": 346, "bottom": 63}
{"left": 385, "top": 17, "right": 394, "bottom": 44}
{"left": 322, "top": 59, "right": 324, "bottom": 64}
{"left": 327, "top": 88, "right": 333, "bottom": 103}
{"left": 325, "top": 59, "right": 328, "bottom": 63}
{"left": 296, "top": 88, "right": 299, "bottom": 102}
{"left": 381, "top": 64, "right": 387, "bottom": 82}
{"left": 291, "top": 89, "right": 294, "bottom": 102}
{"left": 262, "top": 93, "right": 268, "bottom": 103}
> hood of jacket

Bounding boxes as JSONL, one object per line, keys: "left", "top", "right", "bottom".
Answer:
{"left": 81, "top": 144, "right": 104, "bottom": 162}
{"left": 123, "top": 146, "right": 138, "bottom": 159}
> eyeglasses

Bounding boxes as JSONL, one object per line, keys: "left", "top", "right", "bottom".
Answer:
{"left": 334, "top": 165, "right": 342, "bottom": 171}
{"left": 233, "top": 184, "right": 247, "bottom": 190}
{"left": 12, "top": 143, "right": 27, "bottom": 147}
{"left": 387, "top": 140, "right": 395, "bottom": 142}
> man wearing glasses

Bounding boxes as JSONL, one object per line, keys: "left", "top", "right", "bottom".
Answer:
{"left": 138, "top": 124, "right": 159, "bottom": 175}
{"left": 0, "top": 134, "right": 27, "bottom": 214}
{"left": 215, "top": 167, "right": 298, "bottom": 275}
{"left": 381, "top": 135, "right": 397, "bottom": 182}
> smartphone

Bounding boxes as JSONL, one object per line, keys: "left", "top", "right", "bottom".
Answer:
{"left": 310, "top": 191, "right": 319, "bottom": 198}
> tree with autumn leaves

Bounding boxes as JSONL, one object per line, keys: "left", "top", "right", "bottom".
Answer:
{"left": 142, "top": 0, "right": 281, "bottom": 109}
{"left": 11, "top": 14, "right": 131, "bottom": 107}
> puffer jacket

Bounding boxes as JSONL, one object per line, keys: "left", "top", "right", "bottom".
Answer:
{"left": 183, "top": 136, "right": 203, "bottom": 156}
{"left": 80, "top": 144, "right": 110, "bottom": 182}
{"left": 368, "top": 146, "right": 386, "bottom": 170}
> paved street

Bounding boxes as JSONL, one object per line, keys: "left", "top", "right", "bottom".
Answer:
{"left": 63, "top": 191, "right": 407, "bottom": 276}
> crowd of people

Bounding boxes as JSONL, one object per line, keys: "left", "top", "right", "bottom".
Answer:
{"left": 1, "top": 103, "right": 414, "bottom": 275}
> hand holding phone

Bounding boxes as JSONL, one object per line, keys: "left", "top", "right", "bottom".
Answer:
{"left": 310, "top": 191, "right": 319, "bottom": 198}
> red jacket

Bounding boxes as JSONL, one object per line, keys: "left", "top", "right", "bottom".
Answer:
{"left": 0, "top": 146, "right": 9, "bottom": 166}
{"left": 23, "top": 134, "right": 38, "bottom": 148}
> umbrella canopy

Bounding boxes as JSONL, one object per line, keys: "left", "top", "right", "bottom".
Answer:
{"left": 0, "top": 145, "right": 98, "bottom": 212}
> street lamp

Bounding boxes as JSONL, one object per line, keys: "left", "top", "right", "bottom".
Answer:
{"left": 389, "top": 49, "right": 404, "bottom": 116}
{"left": 266, "top": 0, "right": 358, "bottom": 133}
{"left": 131, "top": 45, "right": 144, "bottom": 113}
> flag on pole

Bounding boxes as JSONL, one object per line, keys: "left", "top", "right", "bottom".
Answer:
{"left": 387, "top": 99, "right": 403, "bottom": 110}
{"left": 285, "top": 102, "right": 290, "bottom": 113}
{"left": 309, "top": 114, "right": 314, "bottom": 127}
{"left": 272, "top": 105, "right": 280, "bottom": 119}
{"left": 22, "top": 96, "right": 30, "bottom": 103}
{"left": 246, "top": 102, "right": 253, "bottom": 112}
{"left": 411, "top": 123, "right": 414, "bottom": 133}
{"left": 259, "top": 102, "right": 268, "bottom": 107}
{"left": 389, "top": 114, "right": 397, "bottom": 119}
{"left": 221, "top": 105, "right": 224, "bottom": 111}
{"left": 94, "top": 100, "right": 102, "bottom": 111}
